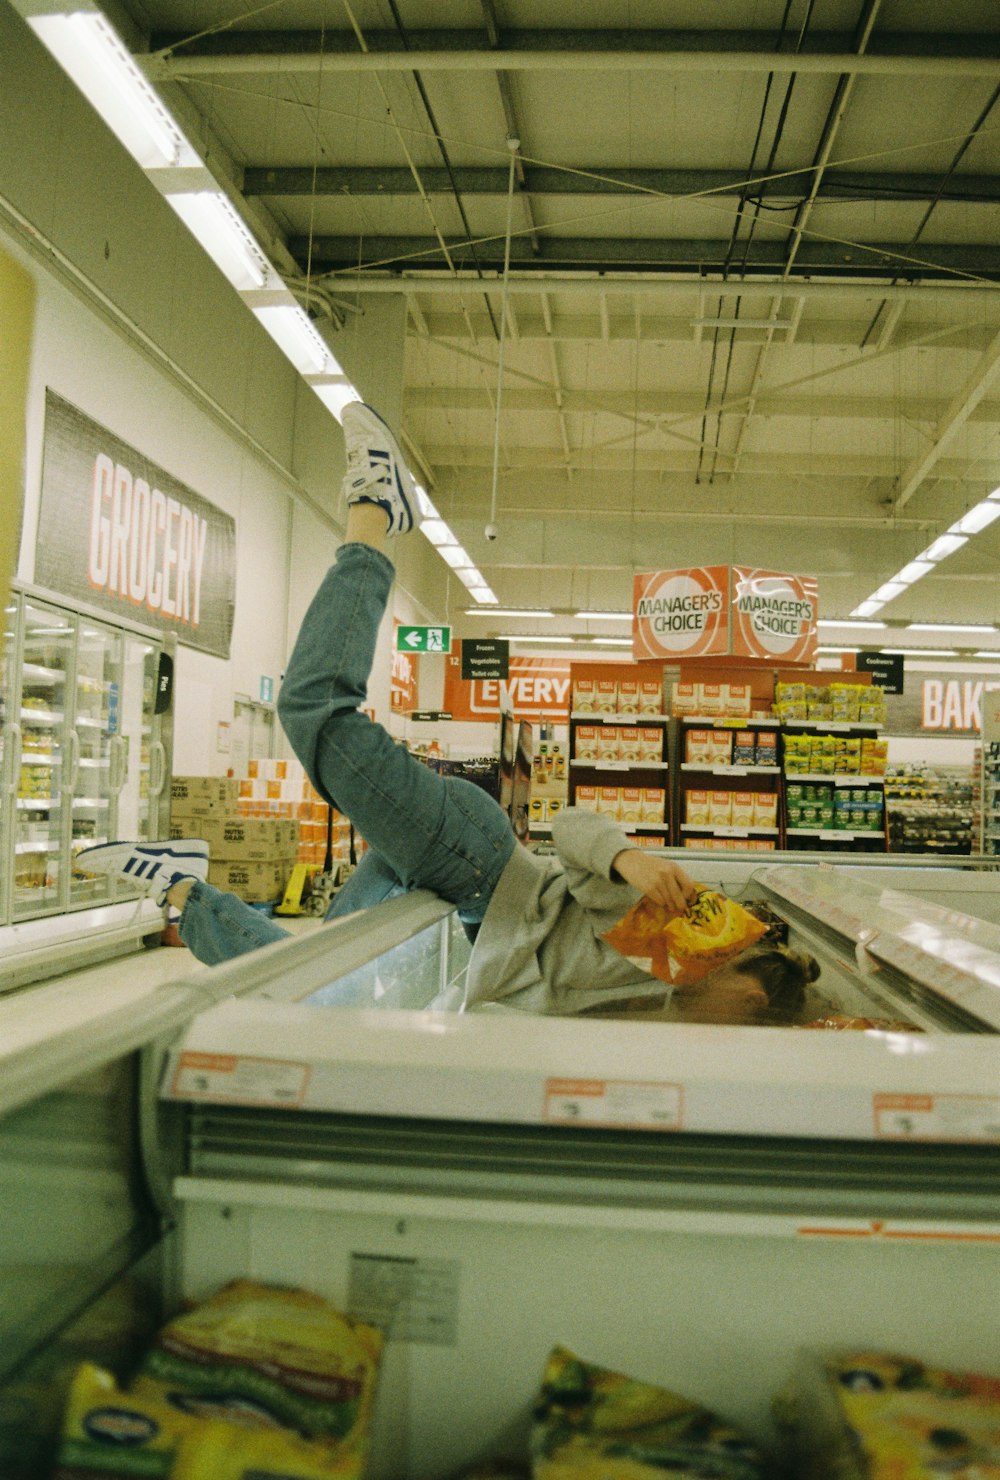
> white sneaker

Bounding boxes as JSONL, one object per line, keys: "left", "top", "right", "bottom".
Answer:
{"left": 75, "top": 838, "right": 209, "bottom": 907}
{"left": 341, "top": 401, "right": 416, "bottom": 535}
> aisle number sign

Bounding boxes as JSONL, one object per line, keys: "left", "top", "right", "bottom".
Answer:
{"left": 396, "top": 624, "right": 451, "bottom": 654}
{"left": 632, "top": 565, "right": 818, "bottom": 664}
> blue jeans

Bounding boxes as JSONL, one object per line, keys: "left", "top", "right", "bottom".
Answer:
{"left": 179, "top": 542, "right": 517, "bottom": 966}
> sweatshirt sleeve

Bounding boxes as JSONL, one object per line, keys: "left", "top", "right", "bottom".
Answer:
{"left": 549, "top": 807, "right": 642, "bottom": 914}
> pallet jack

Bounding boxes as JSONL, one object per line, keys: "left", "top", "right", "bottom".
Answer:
{"left": 274, "top": 808, "right": 357, "bottom": 918}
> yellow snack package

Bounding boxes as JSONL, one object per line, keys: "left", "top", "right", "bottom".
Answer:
{"left": 603, "top": 887, "right": 767, "bottom": 986}
{"left": 172, "top": 1420, "right": 366, "bottom": 1479}
{"left": 531, "top": 1346, "right": 766, "bottom": 1480}
{"left": 52, "top": 1362, "right": 183, "bottom": 1478}
{"left": 132, "top": 1281, "right": 383, "bottom": 1477}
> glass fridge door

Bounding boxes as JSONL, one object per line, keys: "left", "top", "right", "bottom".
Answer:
{"left": 115, "top": 634, "right": 160, "bottom": 847}
{"left": 0, "top": 598, "right": 18, "bottom": 925}
{"left": 12, "top": 598, "right": 75, "bottom": 921}
{"left": 66, "top": 618, "right": 123, "bottom": 911}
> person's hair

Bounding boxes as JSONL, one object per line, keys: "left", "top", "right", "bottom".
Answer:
{"left": 735, "top": 944, "right": 821, "bottom": 1025}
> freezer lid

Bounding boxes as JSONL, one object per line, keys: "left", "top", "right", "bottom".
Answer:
{"left": 755, "top": 863, "right": 1000, "bottom": 1031}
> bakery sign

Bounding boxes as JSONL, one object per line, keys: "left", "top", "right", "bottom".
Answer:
{"left": 34, "top": 390, "right": 236, "bottom": 658}
{"left": 633, "top": 566, "right": 818, "bottom": 664}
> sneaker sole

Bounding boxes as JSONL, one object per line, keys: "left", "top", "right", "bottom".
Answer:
{"left": 345, "top": 402, "right": 416, "bottom": 531}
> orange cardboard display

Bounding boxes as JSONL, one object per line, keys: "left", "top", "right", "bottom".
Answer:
{"left": 632, "top": 567, "right": 730, "bottom": 660}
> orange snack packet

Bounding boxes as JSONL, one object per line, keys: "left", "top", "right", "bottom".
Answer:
{"left": 602, "top": 887, "right": 767, "bottom": 986}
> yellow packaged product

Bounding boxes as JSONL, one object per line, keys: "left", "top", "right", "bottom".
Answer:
{"left": 603, "top": 886, "right": 767, "bottom": 987}
{"left": 531, "top": 1346, "right": 766, "bottom": 1480}
{"left": 775, "top": 1349, "right": 1000, "bottom": 1480}
{"left": 52, "top": 1362, "right": 183, "bottom": 1478}
{"left": 172, "top": 1421, "right": 366, "bottom": 1479}
{"left": 132, "top": 1281, "right": 383, "bottom": 1473}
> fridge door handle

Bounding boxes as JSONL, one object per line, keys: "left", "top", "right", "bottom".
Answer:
{"left": 110, "top": 733, "right": 127, "bottom": 795}
{"left": 65, "top": 728, "right": 80, "bottom": 795}
{"left": 5, "top": 722, "right": 21, "bottom": 798}
{"left": 149, "top": 738, "right": 166, "bottom": 799}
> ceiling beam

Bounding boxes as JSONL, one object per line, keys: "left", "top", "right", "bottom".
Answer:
{"left": 143, "top": 30, "right": 1000, "bottom": 79}
{"left": 293, "top": 274, "right": 1000, "bottom": 302}
{"left": 242, "top": 165, "right": 1000, "bottom": 205}
{"left": 893, "top": 327, "right": 1000, "bottom": 509}
{"left": 293, "top": 235, "right": 1000, "bottom": 279}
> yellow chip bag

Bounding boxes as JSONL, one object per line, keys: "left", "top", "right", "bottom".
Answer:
{"left": 172, "top": 1421, "right": 365, "bottom": 1479}
{"left": 603, "top": 887, "right": 767, "bottom": 986}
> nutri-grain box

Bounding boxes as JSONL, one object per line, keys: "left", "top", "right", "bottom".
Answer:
{"left": 596, "top": 678, "right": 619, "bottom": 714}
{"left": 640, "top": 679, "right": 663, "bottom": 715}
{"left": 572, "top": 676, "right": 597, "bottom": 712}
{"left": 617, "top": 678, "right": 640, "bottom": 714}
{"left": 641, "top": 787, "right": 666, "bottom": 823}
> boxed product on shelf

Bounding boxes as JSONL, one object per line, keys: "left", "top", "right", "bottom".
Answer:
{"left": 709, "top": 729, "right": 732, "bottom": 763}
{"left": 597, "top": 725, "right": 620, "bottom": 761}
{"left": 671, "top": 681, "right": 699, "bottom": 716}
{"left": 860, "top": 737, "right": 889, "bottom": 775}
{"left": 574, "top": 784, "right": 598, "bottom": 811}
{"left": 596, "top": 678, "right": 618, "bottom": 713}
{"left": 641, "top": 787, "right": 665, "bottom": 822}
{"left": 834, "top": 736, "right": 862, "bottom": 773}
{"left": 575, "top": 725, "right": 599, "bottom": 761}
{"left": 685, "top": 729, "right": 713, "bottom": 763}
{"left": 547, "top": 798, "right": 564, "bottom": 821}
{"left": 754, "top": 792, "right": 778, "bottom": 827}
{"left": 709, "top": 789, "right": 733, "bottom": 825}
{"left": 731, "top": 791, "right": 755, "bottom": 827}
{"left": 733, "top": 730, "right": 756, "bottom": 765}
{"left": 597, "top": 785, "right": 622, "bottom": 818}
{"left": 171, "top": 776, "right": 241, "bottom": 818}
{"left": 617, "top": 677, "right": 640, "bottom": 713}
{"left": 639, "top": 728, "right": 663, "bottom": 761}
{"left": 529, "top": 797, "right": 548, "bottom": 826}
{"left": 685, "top": 789, "right": 710, "bottom": 825}
{"left": 639, "top": 678, "right": 663, "bottom": 714}
{"left": 618, "top": 726, "right": 643, "bottom": 761}
{"left": 755, "top": 730, "right": 778, "bottom": 766}
{"left": 572, "top": 676, "right": 597, "bottom": 711}
{"left": 170, "top": 816, "right": 299, "bottom": 862}
{"left": 620, "top": 787, "right": 643, "bottom": 823}
{"left": 699, "top": 682, "right": 724, "bottom": 716}
{"left": 725, "top": 683, "right": 751, "bottom": 717}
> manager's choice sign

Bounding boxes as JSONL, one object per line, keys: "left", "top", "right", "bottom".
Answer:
{"left": 632, "top": 565, "right": 818, "bottom": 664}
{"left": 35, "top": 391, "right": 236, "bottom": 658}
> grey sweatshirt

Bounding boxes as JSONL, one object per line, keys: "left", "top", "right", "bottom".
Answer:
{"left": 462, "top": 807, "right": 671, "bottom": 1015}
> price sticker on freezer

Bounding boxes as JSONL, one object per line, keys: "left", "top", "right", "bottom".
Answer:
{"left": 544, "top": 1077, "right": 682, "bottom": 1130}
{"left": 874, "top": 1093, "right": 1000, "bottom": 1143}
{"left": 171, "top": 1051, "right": 310, "bottom": 1107}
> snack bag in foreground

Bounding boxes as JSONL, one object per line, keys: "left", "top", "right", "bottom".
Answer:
{"left": 774, "top": 1349, "right": 1000, "bottom": 1480}
{"left": 132, "top": 1280, "right": 383, "bottom": 1476}
{"left": 602, "top": 887, "right": 767, "bottom": 986}
{"left": 531, "top": 1345, "right": 766, "bottom": 1480}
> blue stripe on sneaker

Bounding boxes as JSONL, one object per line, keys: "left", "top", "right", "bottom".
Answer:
{"left": 123, "top": 857, "right": 137, "bottom": 874}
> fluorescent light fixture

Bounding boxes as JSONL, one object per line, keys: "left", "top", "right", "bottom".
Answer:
{"left": 851, "top": 600, "right": 885, "bottom": 618}
{"left": 894, "top": 560, "right": 935, "bottom": 585}
{"left": 438, "top": 544, "right": 475, "bottom": 570}
{"left": 949, "top": 501, "right": 1000, "bottom": 535}
{"left": 872, "top": 582, "right": 907, "bottom": 602}
{"left": 920, "top": 533, "right": 968, "bottom": 562}
{"left": 499, "top": 635, "right": 575, "bottom": 645}
{"left": 165, "top": 192, "right": 268, "bottom": 289}
{"left": 882, "top": 648, "right": 959, "bottom": 658}
{"left": 589, "top": 637, "right": 634, "bottom": 647}
{"left": 573, "top": 611, "right": 633, "bottom": 622}
{"left": 817, "top": 619, "right": 886, "bottom": 631}
{"left": 312, "top": 382, "right": 360, "bottom": 422}
{"left": 467, "top": 587, "right": 498, "bottom": 605}
{"left": 420, "top": 518, "right": 457, "bottom": 547}
{"left": 251, "top": 304, "right": 328, "bottom": 374}
{"left": 816, "top": 646, "right": 857, "bottom": 655}
{"left": 973, "top": 651, "right": 1000, "bottom": 659}
{"left": 464, "top": 607, "right": 555, "bottom": 619}
{"left": 414, "top": 485, "right": 437, "bottom": 520}
{"left": 29, "top": 10, "right": 191, "bottom": 169}
{"left": 908, "top": 623, "right": 996, "bottom": 634}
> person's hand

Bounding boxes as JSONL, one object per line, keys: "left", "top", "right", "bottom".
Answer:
{"left": 612, "top": 850, "right": 699, "bottom": 916}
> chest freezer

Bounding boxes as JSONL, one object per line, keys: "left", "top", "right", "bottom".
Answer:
{"left": 3, "top": 860, "right": 1000, "bottom": 1478}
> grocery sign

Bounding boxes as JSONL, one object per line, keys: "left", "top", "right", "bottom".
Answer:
{"left": 633, "top": 565, "right": 817, "bottom": 664}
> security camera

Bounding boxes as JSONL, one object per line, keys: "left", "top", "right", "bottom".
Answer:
{"left": 484, "top": 523, "right": 499, "bottom": 542}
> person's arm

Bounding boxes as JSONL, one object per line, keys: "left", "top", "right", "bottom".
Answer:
{"left": 549, "top": 807, "right": 698, "bottom": 915}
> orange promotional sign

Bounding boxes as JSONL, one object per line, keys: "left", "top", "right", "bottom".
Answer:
{"left": 632, "top": 567, "right": 730, "bottom": 660}
{"left": 391, "top": 619, "right": 419, "bottom": 711}
{"left": 731, "top": 567, "right": 818, "bottom": 663}
{"left": 443, "top": 648, "right": 571, "bottom": 722}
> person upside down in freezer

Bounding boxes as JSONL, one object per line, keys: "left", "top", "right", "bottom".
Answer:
{"left": 77, "top": 402, "right": 818, "bottom": 1027}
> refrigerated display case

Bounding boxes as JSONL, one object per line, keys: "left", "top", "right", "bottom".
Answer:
{"left": 0, "top": 582, "right": 175, "bottom": 989}
{"left": 2, "top": 864, "right": 1000, "bottom": 1477}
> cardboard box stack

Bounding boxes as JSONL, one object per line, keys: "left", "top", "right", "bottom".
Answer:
{"left": 236, "top": 757, "right": 361, "bottom": 874}
{"left": 170, "top": 774, "right": 300, "bottom": 904}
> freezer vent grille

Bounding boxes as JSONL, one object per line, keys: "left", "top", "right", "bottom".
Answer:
{"left": 184, "top": 1109, "right": 1000, "bottom": 1223}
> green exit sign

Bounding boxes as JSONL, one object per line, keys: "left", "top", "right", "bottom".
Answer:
{"left": 396, "top": 624, "right": 452, "bottom": 654}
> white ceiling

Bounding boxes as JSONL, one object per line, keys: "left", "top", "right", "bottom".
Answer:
{"left": 69, "top": 1, "right": 1000, "bottom": 644}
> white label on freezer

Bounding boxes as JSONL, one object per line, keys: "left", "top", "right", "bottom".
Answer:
{"left": 874, "top": 1093, "right": 1000, "bottom": 1143}
{"left": 544, "top": 1077, "right": 682, "bottom": 1130}
{"left": 170, "top": 1050, "right": 309, "bottom": 1107}
{"left": 348, "top": 1254, "right": 459, "bottom": 1345}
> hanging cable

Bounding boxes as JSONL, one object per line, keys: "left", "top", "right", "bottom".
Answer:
{"left": 486, "top": 137, "right": 519, "bottom": 542}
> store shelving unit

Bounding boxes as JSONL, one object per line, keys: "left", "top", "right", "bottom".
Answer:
{"left": 567, "top": 662, "right": 670, "bottom": 845}
{"left": 886, "top": 763, "right": 976, "bottom": 856}
{"left": 980, "top": 742, "right": 1000, "bottom": 857}
{"left": 777, "top": 676, "right": 888, "bottom": 855}
{"left": 674, "top": 714, "right": 781, "bottom": 851}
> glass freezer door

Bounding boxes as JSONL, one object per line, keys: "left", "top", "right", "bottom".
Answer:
{"left": 114, "top": 634, "right": 160, "bottom": 846}
{"left": 66, "top": 618, "right": 123, "bottom": 911}
{"left": 11, "top": 598, "right": 74, "bottom": 921}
